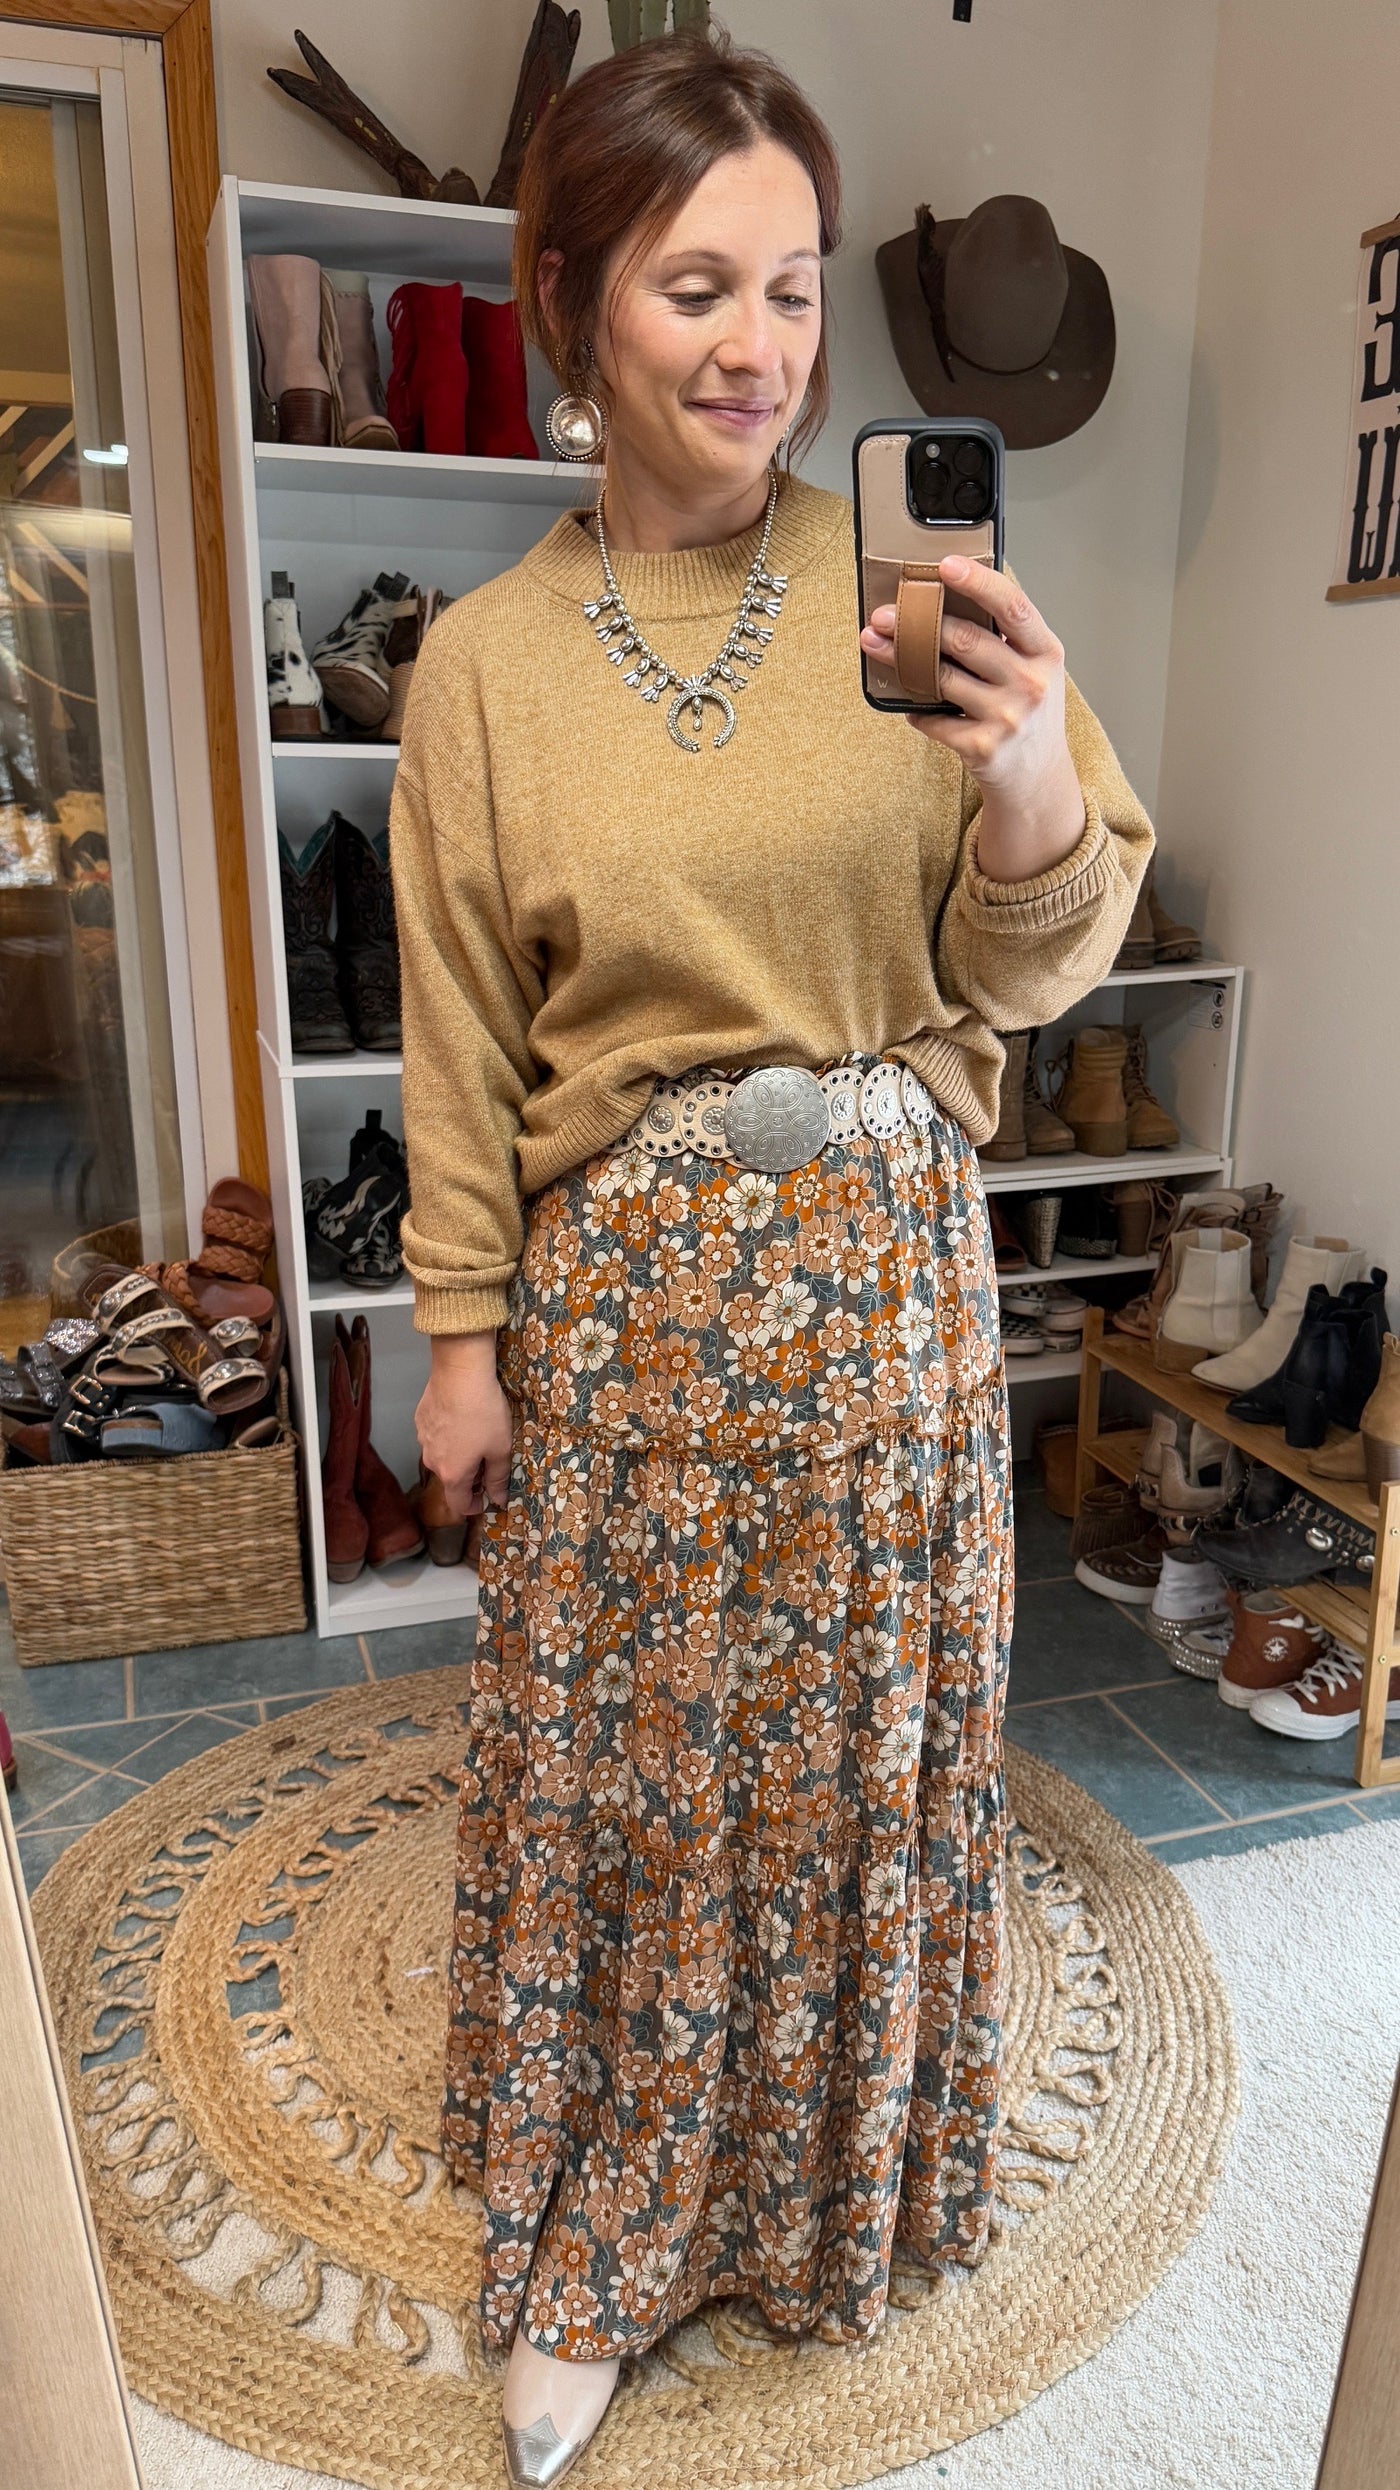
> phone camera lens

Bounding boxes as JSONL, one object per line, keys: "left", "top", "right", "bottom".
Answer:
{"left": 953, "top": 440, "right": 985, "bottom": 478}
{"left": 953, "top": 477, "right": 987, "bottom": 517}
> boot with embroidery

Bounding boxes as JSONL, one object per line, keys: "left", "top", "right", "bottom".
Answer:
{"left": 279, "top": 820, "right": 351, "bottom": 1054}
{"left": 333, "top": 812, "right": 401, "bottom": 1050}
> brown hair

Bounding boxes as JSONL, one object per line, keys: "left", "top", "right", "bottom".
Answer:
{"left": 513, "top": 29, "right": 842, "bottom": 463}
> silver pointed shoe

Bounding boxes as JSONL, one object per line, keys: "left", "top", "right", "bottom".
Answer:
{"left": 502, "top": 2409, "right": 588, "bottom": 2488}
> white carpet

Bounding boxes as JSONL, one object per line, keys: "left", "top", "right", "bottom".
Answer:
{"left": 130, "top": 1818, "right": 1400, "bottom": 2490}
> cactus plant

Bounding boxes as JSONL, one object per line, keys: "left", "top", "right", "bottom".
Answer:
{"left": 609, "top": 0, "right": 709, "bottom": 49}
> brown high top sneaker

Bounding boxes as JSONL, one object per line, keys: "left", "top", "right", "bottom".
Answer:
{"left": 1123, "top": 1025, "right": 1180, "bottom": 1149}
{"left": 1050, "top": 1026, "right": 1128, "bottom": 1156}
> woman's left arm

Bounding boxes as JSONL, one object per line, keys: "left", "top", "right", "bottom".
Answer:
{"left": 861, "top": 558, "right": 1156, "bottom": 1027}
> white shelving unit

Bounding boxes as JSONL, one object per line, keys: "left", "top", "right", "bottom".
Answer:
{"left": 210, "top": 175, "right": 601, "bottom": 1638}
{"left": 988, "top": 959, "right": 1244, "bottom": 1387}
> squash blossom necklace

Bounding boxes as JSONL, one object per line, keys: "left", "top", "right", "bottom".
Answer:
{"left": 583, "top": 474, "right": 788, "bottom": 753}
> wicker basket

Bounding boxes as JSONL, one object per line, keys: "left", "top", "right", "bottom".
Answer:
{"left": 0, "top": 1373, "right": 306, "bottom": 1667}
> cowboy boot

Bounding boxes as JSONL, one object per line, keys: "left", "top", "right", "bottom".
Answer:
{"left": 411, "top": 1462, "right": 469, "bottom": 1565}
{"left": 460, "top": 294, "right": 539, "bottom": 459}
{"left": 322, "top": 1322, "right": 368, "bottom": 1583}
{"left": 342, "top": 1316, "right": 424, "bottom": 1566}
{"left": 319, "top": 268, "right": 398, "bottom": 450}
{"left": 279, "top": 820, "right": 352, "bottom": 1054}
{"left": 386, "top": 281, "right": 469, "bottom": 456}
{"left": 333, "top": 812, "right": 401, "bottom": 1050}
{"left": 310, "top": 570, "right": 409, "bottom": 728}
{"left": 247, "top": 255, "right": 333, "bottom": 444}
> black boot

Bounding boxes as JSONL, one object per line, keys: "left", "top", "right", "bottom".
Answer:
{"left": 1227, "top": 1283, "right": 1351, "bottom": 1448}
{"left": 1332, "top": 1267, "right": 1389, "bottom": 1433}
{"left": 333, "top": 811, "right": 401, "bottom": 1050}
{"left": 279, "top": 821, "right": 352, "bottom": 1054}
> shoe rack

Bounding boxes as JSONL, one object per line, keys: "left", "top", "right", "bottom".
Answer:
{"left": 1075, "top": 1307, "right": 1400, "bottom": 1789}
{"left": 207, "top": 178, "right": 602, "bottom": 1637}
{"left": 991, "top": 959, "right": 1244, "bottom": 1386}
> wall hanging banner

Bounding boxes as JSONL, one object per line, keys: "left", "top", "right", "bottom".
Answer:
{"left": 1329, "top": 211, "right": 1400, "bottom": 602}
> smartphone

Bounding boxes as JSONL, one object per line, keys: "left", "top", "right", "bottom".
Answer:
{"left": 853, "top": 416, "right": 1005, "bottom": 715}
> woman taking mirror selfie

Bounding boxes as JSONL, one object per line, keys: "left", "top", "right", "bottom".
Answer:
{"left": 389, "top": 29, "right": 1153, "bottom": 2484}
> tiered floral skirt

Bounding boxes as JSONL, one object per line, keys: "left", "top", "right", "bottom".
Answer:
{"left": 443, "top": 1054, "right": 1014, "bottom": 2361}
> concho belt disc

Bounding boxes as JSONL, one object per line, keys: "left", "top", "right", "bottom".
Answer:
{"left": 859, "top": 1060, "right": 907, "bottom": 1140}
{"left": 819, "top": 1064, "right": 864, "bottom": 1144}
{"left": 900, "top": 1066, "right": 935, "bottom": 1129}
{"left": 680, "top": 1080, "right": 733, "bottom": 1160}
{"left": 722, "top": 1065, "right": 831, "bottom": 1173}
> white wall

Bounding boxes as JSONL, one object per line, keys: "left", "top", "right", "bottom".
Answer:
{"left": 211, "top": 0, "right": 1220, "bottom": 810}
{"left": 1156, "top": 0, "right": 1400, "bottom": 1284}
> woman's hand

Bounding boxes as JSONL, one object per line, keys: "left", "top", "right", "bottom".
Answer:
{"left": 415, "top": 1332, "right": 514, "bottom": 1519}
{"left": 860, "top": 555, "right": 1086, "bottom": 881}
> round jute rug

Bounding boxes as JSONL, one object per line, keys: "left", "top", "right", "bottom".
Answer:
{"left": 32, "top": 1669, "right": 1239, "bottom": 2490}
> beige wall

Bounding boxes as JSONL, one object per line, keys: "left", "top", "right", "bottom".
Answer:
{"left": 210, "top": 0, "right": 1219, "bottom": 809}
{"left": 1156, "top": 0, "right": 1400, "bottom": 1281}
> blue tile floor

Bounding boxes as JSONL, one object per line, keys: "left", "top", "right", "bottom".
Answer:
{"left": 5, "top": 1465, "right": 1395, "bottom": 1894}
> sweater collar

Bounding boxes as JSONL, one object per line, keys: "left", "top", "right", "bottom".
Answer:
{"left": 521, "top": 473, "right": 847, "bottom": 622}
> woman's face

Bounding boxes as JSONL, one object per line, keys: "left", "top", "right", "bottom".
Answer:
{"left": 594, "top": 138, "right": 823, "bottom": 501}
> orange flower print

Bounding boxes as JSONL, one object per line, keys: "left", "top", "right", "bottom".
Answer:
{"left": 454, "top": 1059, "right": 1012, "bottom": 2362}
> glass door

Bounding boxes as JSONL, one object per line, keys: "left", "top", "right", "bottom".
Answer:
{"left": 0, "top": 79, "right": 185, "bottom": 1355}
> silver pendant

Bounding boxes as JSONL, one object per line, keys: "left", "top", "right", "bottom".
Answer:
{"left": 667, "top": 681, "right": 737, "bottom": 753}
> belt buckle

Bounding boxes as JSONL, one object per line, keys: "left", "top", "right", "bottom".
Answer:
{"left": 721, "top": 1065, "right": 832, "bottom": 1173}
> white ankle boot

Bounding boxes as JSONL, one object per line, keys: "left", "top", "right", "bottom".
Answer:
{"left": 1155, "top": 1229, "right": 1261, "bottom": 1372}
{"left": 263, "top": 573, "right": 323, "bottom": 738}
{"left": 1192, "top": 1235, "right": 1366, "bottom": 1392}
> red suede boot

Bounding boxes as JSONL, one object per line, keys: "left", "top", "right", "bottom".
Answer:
{"left": 322, "top": 1324, "right": 368, "bottom": 1584}
{"left": 1, "top": 1710, "right": 17, "bottom": 1793}
{"left": 342, "top": 1315, "right": 424, "bottom": 1566}
{"left": 460, "top": 296, "right": 538, "bottom": 460}
{"left": 386, "top": 282, "right": 468, "bottom": 456}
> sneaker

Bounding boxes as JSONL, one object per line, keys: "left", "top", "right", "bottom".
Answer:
{"left": 1002, "top": 1282, "right": 1088, "bottom": 1332}
{"left": 1215, "top": 1590, "right": 1330, "bottom": 1710}
{"left": 310, "top": 569, "right": 410, "bottom": 729}
{"left": 1001, "top": 1314, "right": 1048, "bottom": 1357}
{"left": 1151, "top": 1547, "right": 1233, "bottom": 1623}
{"left": 1249, "top": 1643, "right": 1400, "bottom": 1741}
{"left": 1075, "top": 1524, "right": 1169, "bottom": 1604}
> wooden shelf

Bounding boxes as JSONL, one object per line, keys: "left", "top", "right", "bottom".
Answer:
{"left": 1076, "top": 1307, "right": 1398, "bottom": 1789}
{"left": 1093, "top": 1328, "right": 1379, "bottom": 1530}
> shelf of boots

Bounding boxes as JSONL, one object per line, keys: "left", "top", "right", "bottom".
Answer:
{"left": 1074, "top": 1307, "right": 1399, "bottom": 1788}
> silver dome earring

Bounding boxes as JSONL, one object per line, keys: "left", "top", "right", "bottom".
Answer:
{"left": 545, "top": 340, "right": 608, "bottom": 461}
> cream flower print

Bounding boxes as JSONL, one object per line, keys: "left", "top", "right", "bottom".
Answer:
{"left": 594, "top": 1141, "right": 657, "bottom": 1199}
{"left": 568, "top": 1315, "right": 619, "bottom": 1372}
{"left": 725, "top": 1169, "right": 778, "bottom": 1230}
{"left": 761, "top": 1277, "right": 819, "bottom": 1339}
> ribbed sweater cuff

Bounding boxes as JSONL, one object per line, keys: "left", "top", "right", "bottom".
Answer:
{"left": 410, "top": 1278, "right": 511, "bottom": 1337}
{"left": 956, "top": 795, "right": 1113, "bottom": 927}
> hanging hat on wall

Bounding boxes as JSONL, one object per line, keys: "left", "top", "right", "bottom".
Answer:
{"left": 875, "top": 194, "right": 1115, "bottom": 449}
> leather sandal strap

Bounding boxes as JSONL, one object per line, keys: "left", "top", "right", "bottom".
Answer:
{"left": 892, "top": 569, "right": 944, "bottom": 704}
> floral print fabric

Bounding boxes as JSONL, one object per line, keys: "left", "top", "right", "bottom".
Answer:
{"left": 443, "top": 1054, "right": 1014, "bottom": 2360}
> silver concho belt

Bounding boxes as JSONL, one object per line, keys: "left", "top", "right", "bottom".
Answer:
{"left": 625, "top": 1059, "right": 935, "bottom": 1175}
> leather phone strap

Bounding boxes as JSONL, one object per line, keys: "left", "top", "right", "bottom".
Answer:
{"left": 893, "top": 566, "right": 944, "bottom": 703}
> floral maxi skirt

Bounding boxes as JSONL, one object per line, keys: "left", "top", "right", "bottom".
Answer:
{"left": 442, "top": 1054, "right": 1015, "bottom": 2360}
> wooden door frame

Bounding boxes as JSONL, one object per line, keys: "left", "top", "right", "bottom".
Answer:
{"left": 0, "top": 0, "right": 267, "bottom": 1189}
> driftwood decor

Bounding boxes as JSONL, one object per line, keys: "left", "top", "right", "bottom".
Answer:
{"left": 266, "top": 5, "right": 582, "bottom": 213}
{"left": 608, "top": 0, "right": 710, "bottom": 49}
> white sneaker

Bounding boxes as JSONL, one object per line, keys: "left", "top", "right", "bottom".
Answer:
{"left": 1151, "top": 1548, "right": 1232, "bottom": 1623}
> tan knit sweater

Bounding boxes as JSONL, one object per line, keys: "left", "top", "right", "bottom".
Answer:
{"left": 390, "top": 477, "right": 1154, "bottom": 1335}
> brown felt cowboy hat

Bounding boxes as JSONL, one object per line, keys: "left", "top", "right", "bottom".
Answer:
{"left": 876, "top": 194, "right": 1115, "bottom": 450}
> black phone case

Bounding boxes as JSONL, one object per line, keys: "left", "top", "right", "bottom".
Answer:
{"left": 853, "top": 417, "right": 1005, "bottom": 715}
